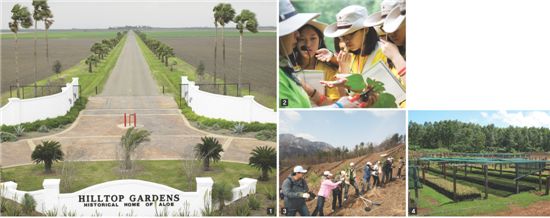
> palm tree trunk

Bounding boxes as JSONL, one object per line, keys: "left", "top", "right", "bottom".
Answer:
{"left": 15, "top": 33, "right": 21, "bottom": 98}
{"left": 89, "top": 62, "right": 92, "bottom": 73}
{"left": 262, "top": 168, "right": 268, "bottom": 181}
{"left": 45, "top": 26, "right": 49, "bottom": 63}
{"left": 238, "top": 32, "right": 243, "bottom": 96}
{"left": 214, "top": 25, "right": 218, "bottom": 84}
{"left": 222, "top": 25, "right": 226, "bottom": 95}
{"left": 34, "top": 22, "right": 38, "bottom": 97}
{"left": 204, "top": 159, "right": 210, "bottom": 171}
{"left": 45, "top": 160, "right": 52, "bottom": 173}
{"left": 125, "top": 152, "right": 132, "bottom": 170}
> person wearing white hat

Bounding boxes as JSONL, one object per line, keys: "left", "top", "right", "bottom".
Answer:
{"left": 344, "top": 162, "right": 361, "bottom": 201}
{"left": 282, "top": 165, "right": 311, "bottom": 216}
{"left": 372, "top": 161, "right": 380, "bottom": 188}
{"left": 362, "top": 161, "right": 373, "bottom": 193}
{"left": 294, "top": 21, "right": 347, "bottom": 104}
{"left": 331, "top": 170, "right": 346, "bottom": 212}
{"left": 278, "top": 0, "right": 362, "bottom": 109}
{"left": 323, "top": 5, "right": 388, "bottom": 76}
{"left": 377, "top": 0, "right": 406, "bottom": 87}
{"left": 312, "top": 171, "right": 341, "bottom": 216}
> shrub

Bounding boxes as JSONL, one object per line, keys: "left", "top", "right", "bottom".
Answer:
{"left": 255, "top": 129, "right": 276, "bottom": 141}
{"left": 22, "top": 193, "right": 36, "bottom": 215}
{"left": 247, "top": 194, "right": 260, "bottom": 210}
{"left": 233, "top": 123, "right": 245, "bottom": 134}
{"left": 264, "top": 187, "right": 277, "bottom": 201}
{"left": 38, "top": 125, "right": 50, "bottom": 133}
{"left": 234, "top": 200, "right": 251, "bottom": 216}
{"left": 14, "top": 125, "right": 25, "bottom": 137}
{"left": 0, "top": 132, "right": 17, "bottom": 142}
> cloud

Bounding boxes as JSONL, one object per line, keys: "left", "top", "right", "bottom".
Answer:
{"left": 282, "top": 110, "right": 301, "bottom": 121}
{"left": 295, "top": 133, "right": 316, "bottom": 141}
{"left": 483, "top": 111, "right": 550, "bottom": 128}
{"left": 370, "top": 110, "right": 400, "bottom": 118}
{"left": 480, "top": 112, "right": 489, "bottom": 118}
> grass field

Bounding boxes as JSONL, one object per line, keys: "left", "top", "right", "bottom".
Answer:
{"left": 416, "top": 185, "right": 550, "bottom": 216}
{"left": 0, "top": 35, "right": 127, "bottom": 105}
{"left": 1, "top": 30, "right": 119, "bottom": 39}
{"left": 135, "top": 33, "right": 275, "bottom": 109}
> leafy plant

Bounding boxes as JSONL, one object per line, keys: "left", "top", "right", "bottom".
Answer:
{"left": 22, "top": 193, "right": 36, "bottom": 215}
{"left": 264, "top": 187, "right": 277, "bottom": 201}
{"left": 249, "top": 146, "right": 276, "bottom": 181}
{"left": 255, "top": 129, "right": 276, "bottom": 141}
{"left": 44, "top": 208, "right": 58, "bottom": 216}
{"left": 366, "top": 78, "right": 397, "bottom": 108}
{"left": 14, "top": 125, "right": 25, "bottom": 137}
{"left": 31, "top": 140, "right": 64, "bottom": 173}
{"left": 52, "top": 60, "right": 62, "bottom": 75}
{"left": 61, "top": 205, "right": 76, "bottom": 216}
{"left": 234, "top": 200, "right": 251, "bottom": 216}
{"left": 233, "top": 123, "right": 245, "bottom": 134}
{"left": 212, "top": 181, "right": 233, "bottom": 212}
{"left": 194, "top": 136, "right": 223, "bottom": 171}
{"left": 247, "top": 194, "right": 260, "bottom": 210}
{"left": 38, "top": 125, "right": 50, "bottom": 133}
{"left": 0, "top": 132, "right": 17, "bottom": 142}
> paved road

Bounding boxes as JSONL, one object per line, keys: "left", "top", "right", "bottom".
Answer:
{"left": 1, "top": 32, "right": 275, "bottom": 167}
{"left": 101, "top": 32, "right": 160, "bottom": 96}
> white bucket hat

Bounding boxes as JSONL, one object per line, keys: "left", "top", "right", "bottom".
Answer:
{"left": 305, "top": 20, "right": 328, "bottom": 32}
{"left": 323, "top": 171, "right": 333, "bottom": 177}
{"left": 279, "top": 0, "right": 320, "bottom": 36}
{"left": 324, "top": 5, "right": 370, "bottom": 38}
{"left": 383, "top": 3, "right": 406, "bottom": 33}
{"left": 293, "top": 165, "right": 308, "bottom": 173}
{"left": 350, "top": 162, "right": 355, "bottom": 167}
{"left": 366, "top": 162, "right": 372, "bottom": 166}
{"left": 364, "top": 0, "right": 400, "bottom": 28}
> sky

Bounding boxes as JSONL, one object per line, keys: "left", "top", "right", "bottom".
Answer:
{"left": 409, "top": 110, "right": 550, "bottom": 128}
{"left": 279, "top": 110, "right": 406, "bottom": 148}
{"left": 1, "top": 0, "right": 276, "bottom": 29}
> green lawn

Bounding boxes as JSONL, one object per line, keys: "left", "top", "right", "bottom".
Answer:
{"left": 1, "top": 30, "right": 121, "bottom": 39}
{"left": 416, "top": 185, "right": 550, "bottom": 216}
{"left": 143, "top": 29, "right": 275, "bottom": 38}
{"left": 135, "top": 33, "right": 275, "bottom": 109}
{"left": 0, "top": 160, "right": 275, "bottom": 194}
{"left": 0, "top": 35, "right": 127, "bottom": 106}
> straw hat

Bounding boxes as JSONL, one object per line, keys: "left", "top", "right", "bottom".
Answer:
{"left": 279, "top": 0, "right": 320, "bottom": 36}
{"left": 324, "top": 5, "right": 371, "bottom": 38}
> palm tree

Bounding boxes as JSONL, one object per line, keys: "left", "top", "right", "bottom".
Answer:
{"left": 212, "top": 181, "right": 233, "bottom": 212}
{"left": 212, "top": 6, "right": 221, "bottom": 84}
{"left": 91, "top": 42, "right": 103, "bottom": 59}
{"left": 249, "top": 146, "right": 276, "bottom": 181}
{"left": 85, "top": 54, "right": 99, "bottom": 73}
{"left": 120, "top": 127, "right": 151, "bottom": 170}
{"left": 42, "top": 3, "right": 54, "bottom": 63}
{"left": 31, "top": 140, "right": 64, "bottom": 173}
{"left": 32, "top": 0, "right": 47, "bottom": 97}
{"left": 234, "top": 9, "right": 258, "bottom": 96}
{"left": 214, "top": 3, "right": 235, "bottom": 95}
{"left": 9, "top": 4, "right": 33, "bottom": 98}
{"left": 194, "top": 136, "right": 223, "bottom": 171}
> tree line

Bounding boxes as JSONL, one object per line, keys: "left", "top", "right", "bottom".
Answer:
{"left": 85, "top": 31, "right": 126, "bottom": 73}
{"left": 409, "top": 120, "right": 550, "bottom": 153}
{"left": 283, "top": 133, "right": 405, "bottom": 167}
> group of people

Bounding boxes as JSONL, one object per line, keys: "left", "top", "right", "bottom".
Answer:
{"left": 281, "top": 157, "right": 405, "bottom": 216}
{"left": 279, "top": 0, "right": 406, "bottom": 108}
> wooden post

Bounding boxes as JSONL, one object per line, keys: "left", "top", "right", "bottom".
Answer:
{"left": 443, "top": 163, "right": 446, "bottom": 179}
{"left": 422, "top": 165, "right": 426, "bottom": 182}
{"left": 453, "top": 166, "right": 457, "bottom": 202}
{"left": 539, "top": 170, "right": 542, "bottom": 191}
{"left": 465, "top": 163, "right": 467, "bottom": 177}
{"left": 500, "top": 164, "right": 502, "bottom": 176}
{"left": 484, "top": 164, "right": 488, "bottom": 199}
{"left": 515, "top": 163, "right": 519, "bottom": 194}
{"left": 546, "top": 175, "right": 549, "bottom": 195}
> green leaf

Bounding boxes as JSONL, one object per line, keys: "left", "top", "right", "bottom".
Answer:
{"left": 371, "top": 93, "right": 397, "bottom": 108}
{"left": 344, "top": 74, "right": 366, "bottom": 92}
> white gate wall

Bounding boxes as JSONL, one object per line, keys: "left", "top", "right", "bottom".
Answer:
{"left": 0, "top": 78, "right": 80, "bottom": 126}
{"left": 181, "top": 76, "right": 275, "bottom": 123}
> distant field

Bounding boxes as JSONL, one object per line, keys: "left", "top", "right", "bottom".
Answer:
{"left": 1, "top": 30, "right": 121, "bottom": 93}
{"left": 144, "top": 29, "right": 276, "bottom": 99}
{"left": 144, "top": 29, "right": 275, "bottom": 38}
{"left": 1, "top": 30, "right": 119, "bottom": 39}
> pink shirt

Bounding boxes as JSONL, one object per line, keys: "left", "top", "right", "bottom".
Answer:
{"left": 317, "top": 179, "right": 341, "bottom": 198}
